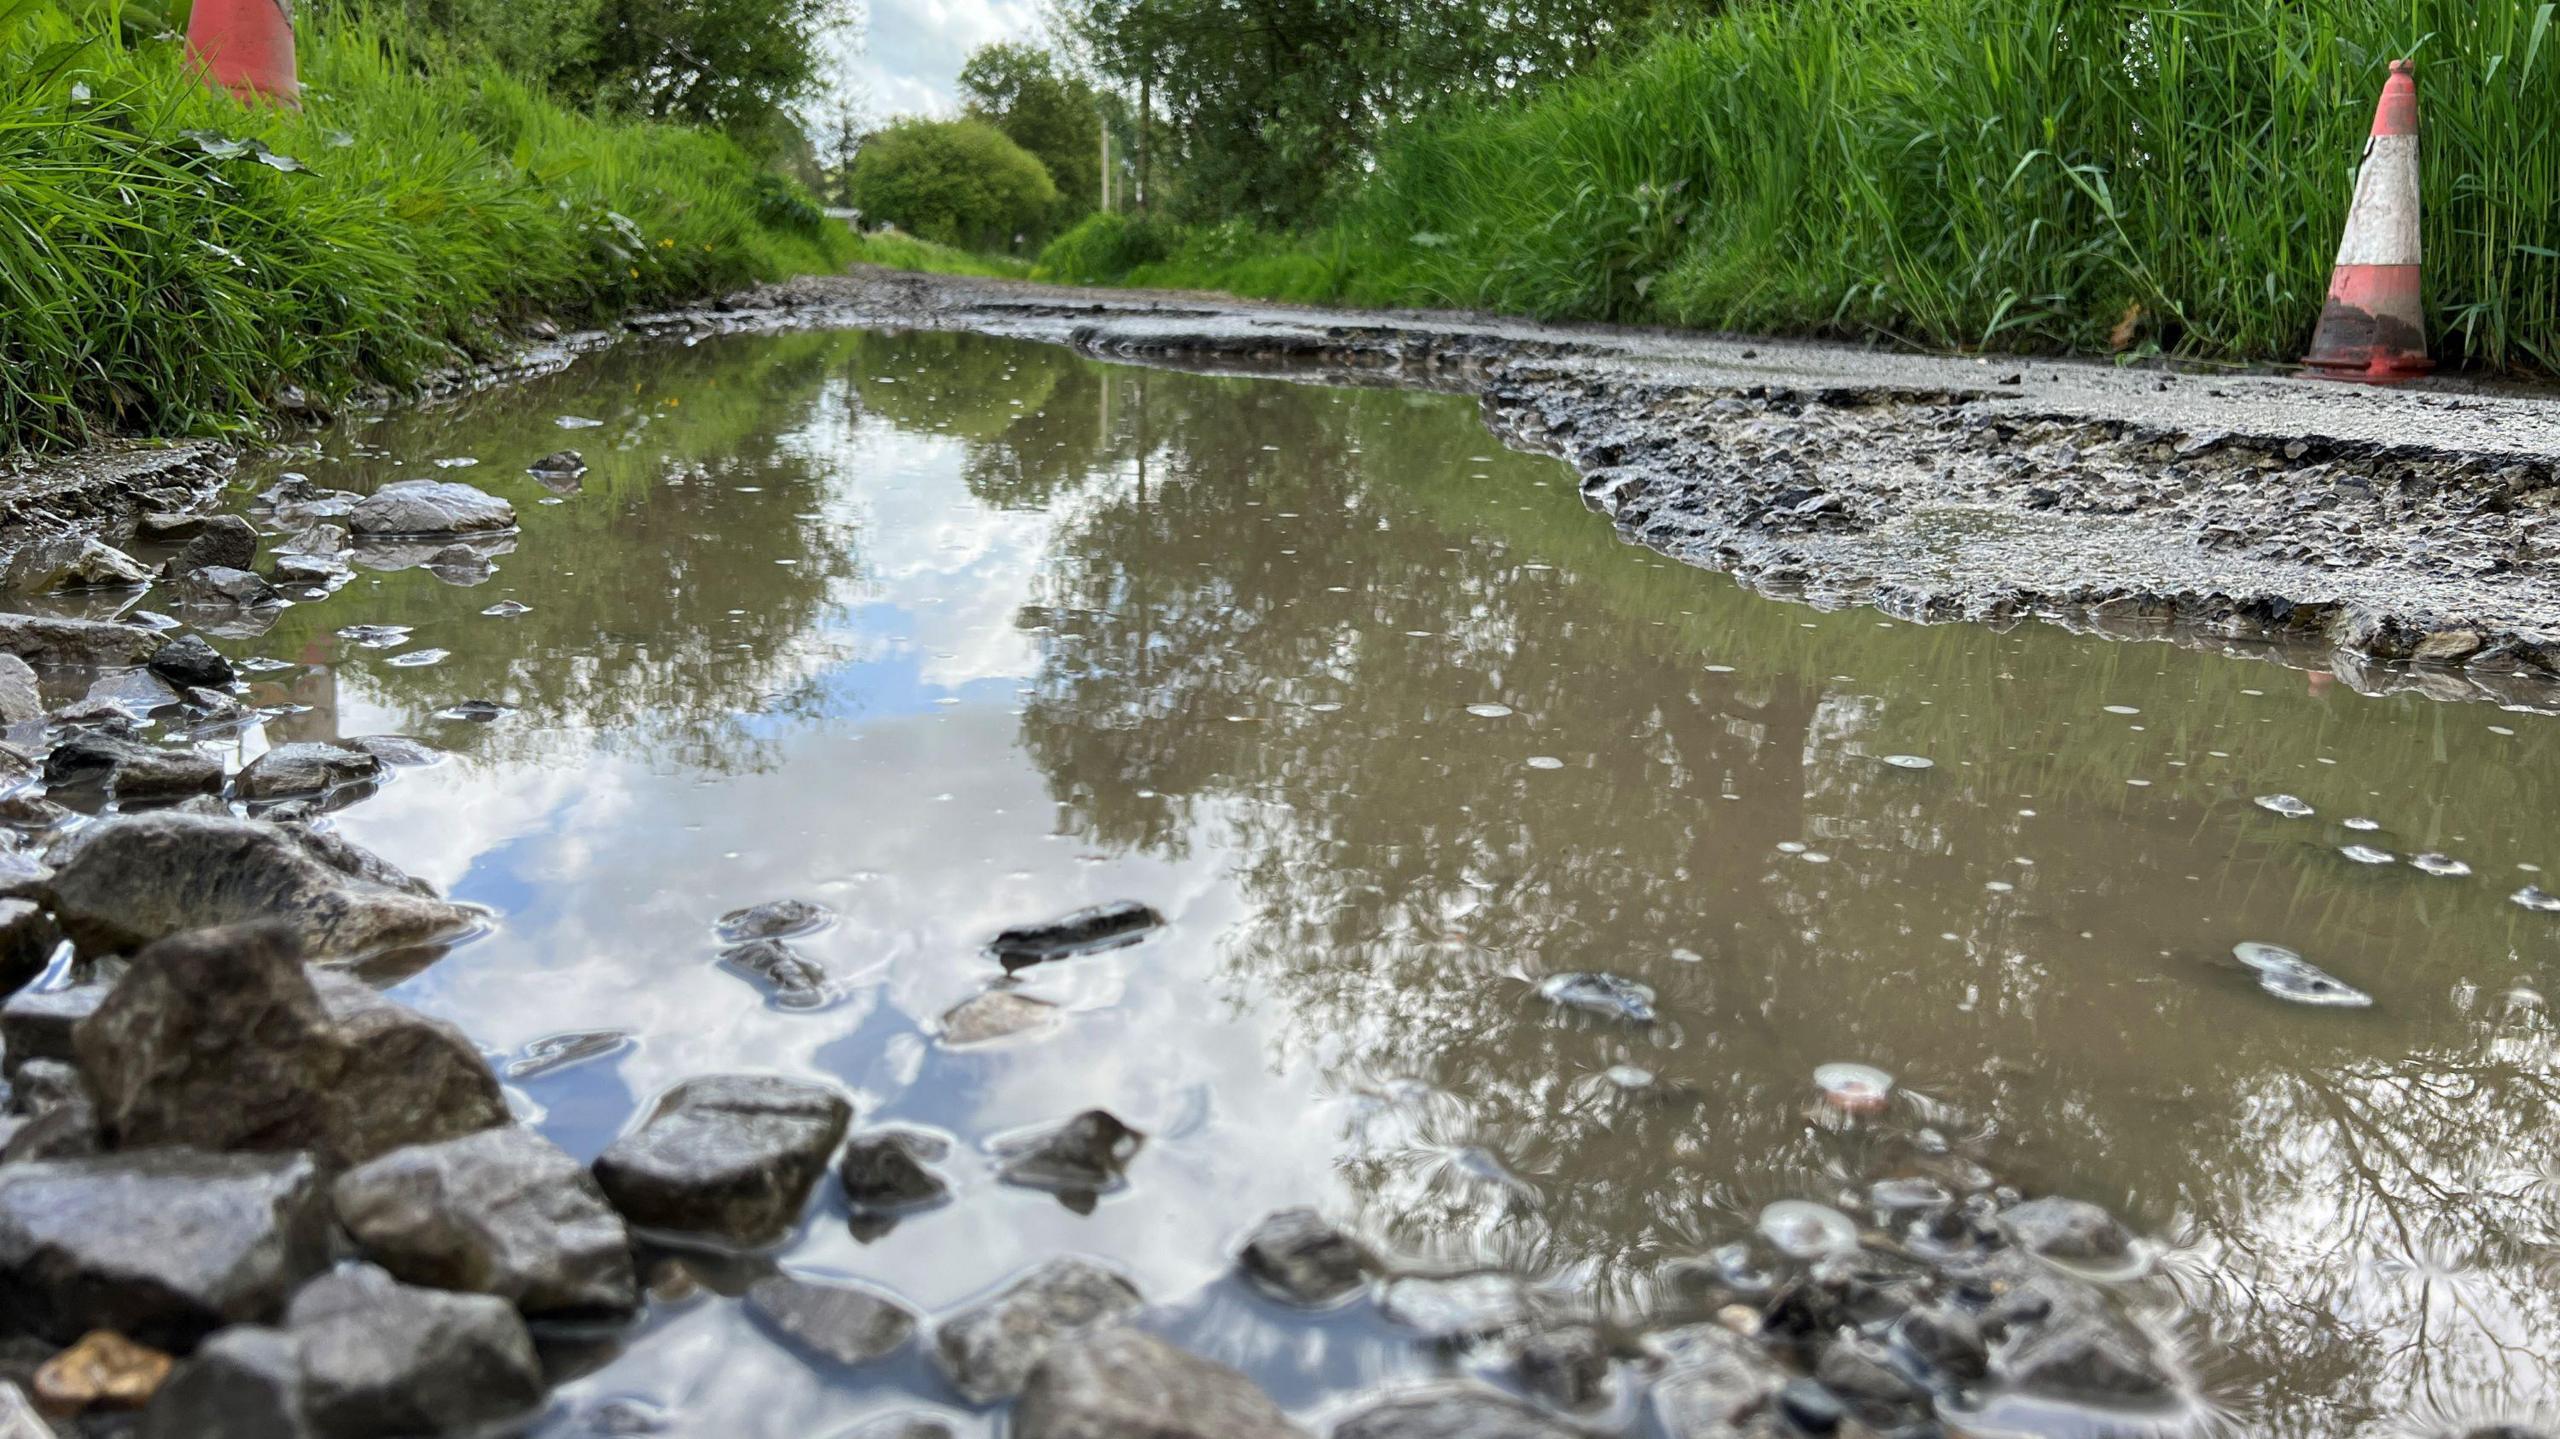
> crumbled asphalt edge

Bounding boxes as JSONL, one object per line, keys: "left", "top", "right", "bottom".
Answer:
{"left": 699, "top": 271, "right": 2560, "bottom": 710}
{"left": 16, "top": 265, "right": 2560, "bottom": 710}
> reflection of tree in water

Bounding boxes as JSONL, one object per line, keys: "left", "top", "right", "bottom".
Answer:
{"left": 1001, "top": 362, "right": 2560, "bottom": 1432}
{"left": 243, "top": 331, "right": 1075, "bottom": 775}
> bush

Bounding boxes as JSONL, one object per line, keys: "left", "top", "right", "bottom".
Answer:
{"left": 0, "top": 1, "right": 854, "bottom": 452}
{"left": 1034, "top": 212, "right": 1175, "bottom": 284}
{"left": 848, "top": 117, "right": 1059, "bottom": 253}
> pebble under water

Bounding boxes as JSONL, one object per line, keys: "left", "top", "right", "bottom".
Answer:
{"left": 67, "top": 328, "right": 2560, "bottom": 1437}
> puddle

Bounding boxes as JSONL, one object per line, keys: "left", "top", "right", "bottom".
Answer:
{"left": 126, "top": 328, "right": 2560, "bottom": 1435}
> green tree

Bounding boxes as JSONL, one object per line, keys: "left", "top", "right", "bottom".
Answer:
{"left": 848, "top": 117, "right": 1060, "bottom": 251}
{"left": 958, "top": 41, "right": 1102, "bottom": 229}
{"left": 571, "top": 0, "right": 853, "bottom": 147}
{"left": 1055, "top": 0, "right": 1675, "bottom": 224}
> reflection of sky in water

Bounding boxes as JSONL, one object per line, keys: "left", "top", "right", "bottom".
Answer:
{"left": 206, "top": 328, "right": 2560, "bottom": 1438}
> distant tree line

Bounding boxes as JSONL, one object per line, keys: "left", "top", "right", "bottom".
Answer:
{"left": 836, "top": 0, "right": 1677, "bottom": 252}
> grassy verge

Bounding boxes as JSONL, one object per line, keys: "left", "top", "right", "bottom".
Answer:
{"left": 0, "top": 0, "right": 855, "bottom": 454}
{"left": 845, "top": 228, "right": 1036, "bottom": 281}
{"left": 1038, "top": 0, "right": 2560, "bottom": 375}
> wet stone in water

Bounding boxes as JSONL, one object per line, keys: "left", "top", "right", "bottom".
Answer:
{"left": 1998, "top": 1195, "right": 2133, "bottom": 1264}
{"left": 989, "top": 900, "right": 1164, "bottom": 968}
{"left": 838, "top": 1128, "right": 951, "bottom": 1213}
{"left": 2409, "top": 852, "right": 2472, "bottom": 877}
{"left": 147, "top": 634, "right": 235, "bottom": 690}
{"left": 745, "top": 1274, "right": 918, "bottom": 1369}
{"left": 281, "top": 1262, "right": 545, "bottom": 1439}
{"left": 234, "top": 741, "right": 384, "bottom": 802}
{"left": 939, "top": 989, "right": 1060, "bottom": 1045}
{"left": 1236, "top": 1206, "right": 1370, "bottom": 1306}
{"left": 994, "top": 1109, "right": 1144, "bottom": 1196}
{"left": 931, "top": 1256, "right": 1143, "bottom": 1404}
{"left": 2254, "top": 794, "right": 2315, "bottom": 818}
{"left": 1378, "top": 1272, "right": 1531, "bottom": 1341}
{"left": 590, "top": 1074, "right": 851, "bottom": 1245}
{"left": 1016, "top": 1327, "right": 1308, "bottom": 1439}
{"left": 2512, "top": 885, "right": 2560, "bottom": 913}
{"left": 503, "top": 1029, "right": 630, "bottom": 1079}
{"left": 1332, "top": 1384, "right": 1579, "bottom": 1439}
{"left": 2340, "top": 844, "right": 2396, "bottom": 865}
{"left": 1516, "top": 1322, "right": 1612, "bottom": 1412}
{"left": 1535, "top": 971, "right": 1656, "bottom": 1024}
{"left": 717, "top": 937, "right": 837, "bottom": 1009}
{"left": 714, "top": 898, "right": 832, "bottom": 943}
{"left": 1757, "top": 1200, "right": 1860, "bottom": 1261}
{"left": 1880, "top": 754, "right": 1934, "bottom": 770}
{"left": 2232, "top": 941, "right": 2373, "bottom": 1008}
{"left": 1813, "top": 1061, "right": 1894, "bottom": 1114}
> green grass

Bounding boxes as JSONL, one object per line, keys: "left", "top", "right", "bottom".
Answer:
{"left": 846, "top": 228, "right": 1035, "bottom": 280}
{"left": 1039, "top": 0, "right": 2560, "bottom": 375}
{"left": 0, "top": 0, "right": 855, "bottom": 453}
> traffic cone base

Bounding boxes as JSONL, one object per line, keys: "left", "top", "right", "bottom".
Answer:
{"left": 2303, "top": 61, "right": 2427, "bottom": 383}
{"left": 186, "top": 0, "right": 299, "bottom": 106}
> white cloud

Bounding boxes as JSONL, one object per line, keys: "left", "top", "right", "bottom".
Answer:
{"left": 834, "top": 0, "right": 1049, "bottom": 119}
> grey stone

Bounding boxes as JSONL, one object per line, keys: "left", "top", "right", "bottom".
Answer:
{"left": 141, "top": 1325, "right": 312, "bottom": 1438}
{"left": 528, "top": 451, "right": 586, "bottom": 479}
{"left": 1990, "top": 1318, "right": 2173, "bottom": 1404}
{"left": 939, "top": 989, "right": 1059, "bottom": 1045}
{"left": 837, "top": 1128, "right": 951, "bottom": 1212}
{"left": 1812, "top": 1336, "right": 1925, "bottom": 1421}
{"left": 0, "top": 1148, "right": 329, "bottom": 1346}
{"left": 348, "top": 482, "right": 515, "bottom": 537}
{"left": 270, "top": 552, "right": 351, "bottom": 588}
{"left": 1237, "top": 1207, "right": 1368, "bottom": 1306}
{"left": 175, "top": 566, "right": 281, "bottom": 608}
{"left": 591, "top": 1075, "right": 850, "bottom": 1245}
{"left": 74, "top": 922, "right": 507, "bottom": 1168}
{"left": 0, "top": 1059, "right": 97, "bottom": 1162}
{"left": 994, "top": 1109, "right": 1143, "bottom": 1194}
{"left": 1646, "top": 1324, "right": 1788, "bottom": 1439}
{"left": 233, "top": 742, "right": 382, "bottom": 802}
{"left": 931, "top": 1256, "right": 1143, "bottom": 1404}
{"left": 1331, "top": 1385, "right": 1579, "bottom": 1439}
{"left": 0, "top": 657, "right": 36, "bottom": 726}
{"left": 1516, "top": 1323, "right": 1611, "bottom": 1412}
{"left": 714, "top": 898, "right": 832, "bottom": 942}
{"left": 0, "top": 982, "right": 104, "bottom": 1078}
{"left": 838, "top": 1416, "right": 956, "bottom": 1439}
{"left": 134, "top": 513, "right": 208, "bottom": 545}
{"left": 78, "top": 667, "right": 184, "bottom": 719}
{"left": 0, "top": 614, "right": 162, "bottom": 668}
{"left": 1017, "top": 1327, "right": 1307, "bottom": 1439}
{"left": 43, "top": 811, "right": 477, "bottom": 960}
{"left": 717, "top": 936, "right": 835, "bottom": 1009}
{"left": 1378, "top": 1272, "right": 1531, "bottom": 1340}
{"left": 285, "top": 1264, "right": 544, "bottom": 1438}
{"left": 40, "top": 538, "right": 155, "bottom": 591}
{"left": 41, "top": 733, "right": 222, "bottom": 799}
{"left": 745, "top": 1274, "right": 918, "bottom": 1367}
{"left": 0, "top": 899, "right": 60, "bottom": 997}
{"left": 990, "top": 900, "right": 1163, "bottom": 968}
{"left": 1999, "top": 1196, "right": 2131, "bottom": 1263}
{"left": 332, "top": 1126, "right": 637, "bottom": 1316}
{"left": 147, "top": 635, "right": 234, "bottom": 690}
{"left": 173, "top": 517, "right": 259, "bottom": 577}
{"left": 345, "top": 735, "right": 439, "bottom": 767}
{"left": 1894, "top": 1300, "right": 1987, "bottom": 1381}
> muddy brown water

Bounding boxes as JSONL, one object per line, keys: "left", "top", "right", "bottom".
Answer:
{"left": 158, "top": 327, "right": 2560, "bottom": 1436}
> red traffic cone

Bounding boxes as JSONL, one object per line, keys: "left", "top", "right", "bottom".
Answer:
{"left": 2303, "top": 60, "right": 2428, "bottom": 381}
{"left": 186, "top": 0, "right": 299, "bottom": 106}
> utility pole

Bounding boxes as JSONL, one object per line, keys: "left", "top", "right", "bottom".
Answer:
{"left": 1100, "top": 120, "right": 1112, "bottom": 213}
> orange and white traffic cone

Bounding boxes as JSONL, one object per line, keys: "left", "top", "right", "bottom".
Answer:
{"left": 186, "top": 0, "right": 299, "bottom": 106}
{"left": 2303, "top": 60, "right": 2427, "bottom": 382}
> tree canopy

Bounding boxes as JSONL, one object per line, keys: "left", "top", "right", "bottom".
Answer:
{"left": 1054, "top": 0, "right": 1676, "bottom": 224}
{"left": 959, "top": 41, "right": 1103, "bottom": 229}
{"left": 848, "top": 117, "right": 1061, "bottom": 251}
